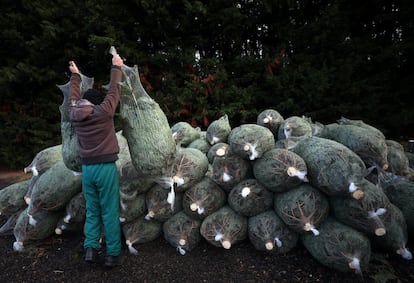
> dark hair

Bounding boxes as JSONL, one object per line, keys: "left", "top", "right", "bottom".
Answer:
{"left": 83, "top": 88, "right": 105, "bottom": 105}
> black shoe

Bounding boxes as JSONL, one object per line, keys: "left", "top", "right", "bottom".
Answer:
{"left": 85, "top": 248, "right": 98, "bottom": 263}
{"left": 104, "top": 255, "right": 120, "bottom": 268}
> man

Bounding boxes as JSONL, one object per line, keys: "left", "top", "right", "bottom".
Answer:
{"left": 68, "top": 53, "right": 123, "bottom": 267}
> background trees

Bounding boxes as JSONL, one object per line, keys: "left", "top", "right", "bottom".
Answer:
{"left": 1, "top": 0, "right": 412, "bottom": 168}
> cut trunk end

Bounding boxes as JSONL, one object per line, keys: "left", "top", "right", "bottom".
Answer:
{"left": 351, "top": 190, "right": 364, "bottom": 200}
{"left": 375, "top": 228, "right": 386, "bottom": 236}
{"left": 190, "top": 203, "right": 198, "bottom": 212}
{"left": 265, "top": 242, "right": 274, "bottom": 250}
{"left": 222, "top": 240, "right": 231, "bottom": 249}
{"left": 287, "top": 167, "right": 297, "bottom": 177}
{"left": 216, "top": 148, "right": 226, "bottom": 157}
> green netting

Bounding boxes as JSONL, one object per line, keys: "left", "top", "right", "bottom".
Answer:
{"left": 115, "top": 130, "right": 132, "bottom": 171}
{"left": 248, "top": 210, "right": 298, "bottom": 253}
{"left": 228, "top": 124, "right": 275, "bottom": 161}
{"left": 277, "top": 116, "right": 313, "bottom": 140}
{"left": 228, "top": 178, "right": 273, "bottom": 217}
{"left": 24, "top": 144, "right": 62, "bottom": 176}
{"left": 117, "top": 130, "right": 154, "bottom": 198}
{"left": 329, "top": 179, "right": 391, "bottom": 236}
{"left": 302, "top": 116, "right": 325, "bottom": 136}
{"left": 211, "top": 153, "right": 252, "bottom": 192}
{"left": 371, "top": 203, "right": 412, "bottom": 260}
{"left": 24, "top": 176, "right": 40, "bottom": 205}
{"left": 207, "top": 142, "right": 230, "bottom": 164}
{"left": 122, "top": 216, "right": 163, "bottom": 255}
{"left": 199, "top": 130, "right": 207, "bottom": 140}
{"left": 292, "top": 136, "right": 366, "bottom": 198}
{"left": 383, "top": 180, "right": 414, "bottom": 238}
{"left": 256, "top": 109, "right": 284, "bottom": 136}
{"left": 162, "top": 147, "right": 209, "bottom": 192}
{"left": 187, "top": 137, "right": 212, "bottom": 155}
{"left": 163, "top": 211, "right": 201, "bottom": 255}
{"left": 171, "top": 121, "right": 201, "bottom": 147}
{"left": 406, "top": 151, "right": 414, "bottom": 168}
{"left": 59, "top": 118, "right": 83, "bottom": 173}
{"left": 57, "top": 74, "right": 94, "bottom": 173}
{"left": 274, "top": 183, "right": 329, "bottom": 235}
{"left": 253, "top": 148, "right": 308, "bottom": 193}
{"left": 54, "top": 217, "right": 84, "bottom": 235}
{"left": 145, "top": 184, "right": 183, "bottom": 222}
{"left": 386, "top": 140, "right": 412, "bottom": 177}
{"left": 119, "top": 64, "right": 176, "bottom": 178}
{"left": 27, "top": 161, "right": 82, "bottom": 215}
{"left": 337, "top": 117, "right": 386, "bottom": 140}
{"left": 206, "top": 114, "right": 232, "bottom": 145}
{"left": 13, "top": 207, "right": 62, "bottom": 252}
{"left": 301, "top": 217, "right": 371, "bottom": 274}
{"left": 320, "top": 123, "right": 388, "bottom": 169}
{"left": 0, "top": 179, "right": 30, "bottom": 216}
{"left": 0, "top": 210, "right": 21, "bottom": 235}
{"left": 119, "top": 193, "right": 147, "bottom": 224}
{"left": 200, "top": 205, "right": 247, "bottom": 249}
{"left": 182, "top": 177, "right": 226, "bottom": 220}
{"left": 55, "top": 191, "right": 86, "bottom": 235}
{"left": 119, "top": 160, "right": 155, "bottom": 200}
{"left": 63, "top": 191, "right": 85, "bottom": 224}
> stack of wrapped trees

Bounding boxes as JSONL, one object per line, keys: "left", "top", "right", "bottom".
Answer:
{"left": 2, "top": 65, "right": 414, "bottom": 276}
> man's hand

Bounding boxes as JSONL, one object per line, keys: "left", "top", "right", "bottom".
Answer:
{"left": 69, "top": 61, "right": 80, "bottom": 74}
{"left": 112, "top": 54, "right": 123, "bottom": 67}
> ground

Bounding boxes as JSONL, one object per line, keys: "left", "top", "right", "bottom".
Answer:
{"left": 1, "top": 171, "right": 413, "bottom": 283}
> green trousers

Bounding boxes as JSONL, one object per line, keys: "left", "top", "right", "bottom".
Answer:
{"left": 82, "top": 163, "right": 121, "bottom": 256}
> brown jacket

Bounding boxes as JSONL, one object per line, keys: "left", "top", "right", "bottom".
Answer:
{"left": 69, "top": 66, "right": 122, "bottom": 165}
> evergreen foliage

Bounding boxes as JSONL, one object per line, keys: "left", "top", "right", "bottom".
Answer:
{"left": 1, "top": 0, "right": 413, "bottom": 168}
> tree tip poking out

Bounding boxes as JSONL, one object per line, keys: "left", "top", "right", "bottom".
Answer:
{"left": 397, "top": 248, "right": 412, "bottom": 260}
{"left": 348, "top": 258, "right": 361, "bottom": 274}
{"left": 63, "top": 214, "right": 71, "bottom": 223}
{"left": 222, "top": 172, "right": 232, "bottom": 182}
{"left": 211, "top": 136, "right": 220, "bottom": 145}
{"left": 13, "top": 241, "right": 24, "bottom": 252}
{"left": 177, "top": 246, "right": 186, "bottom": 255}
